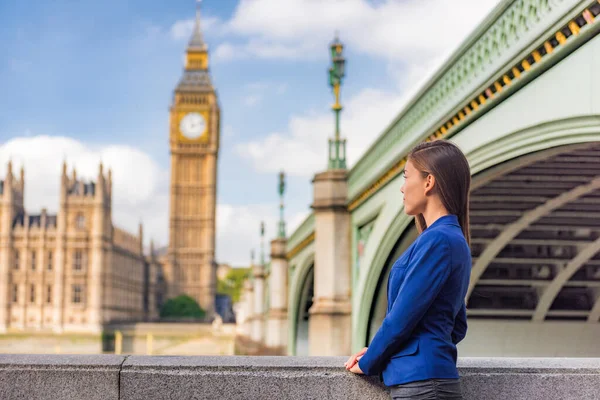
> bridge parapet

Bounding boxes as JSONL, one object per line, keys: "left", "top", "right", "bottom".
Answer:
{"left": 0, "top": 354, "right": 598, "bottom": 399}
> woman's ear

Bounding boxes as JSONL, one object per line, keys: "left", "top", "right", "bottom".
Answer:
{"left": 424, "top": 174, "right": 436, "bottom": 196}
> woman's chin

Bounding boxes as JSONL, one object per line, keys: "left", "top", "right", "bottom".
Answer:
{"left": 404, "top": 206, "right": 417, "bottom": 216}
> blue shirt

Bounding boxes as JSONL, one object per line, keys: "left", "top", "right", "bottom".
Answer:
{"left": 357, "top": 214, "right": 471, "bottom": 386}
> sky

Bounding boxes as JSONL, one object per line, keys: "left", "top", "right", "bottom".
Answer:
{"left": 0, "top": 0, "right": 501, "bottom": 266}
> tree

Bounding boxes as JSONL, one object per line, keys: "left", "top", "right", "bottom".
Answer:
{"left": 217, "top": 268, "right": 251, "bottom": 304}
{"left": 159, "top": 294, "right": 205, "bottom": 319}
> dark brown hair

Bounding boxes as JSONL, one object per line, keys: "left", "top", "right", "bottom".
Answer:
{"left": 407, "top": 140, "right": 471, "bottom": 246}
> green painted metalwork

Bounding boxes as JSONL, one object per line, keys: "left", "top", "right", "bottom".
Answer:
{"left": 285, "top": 0, "right": 600, "bottom": 353}
{"left": 278, "top": 171, "right": 286, "bottom": 238}
{"left": 354, "top": 218, "right": 376, "bottom": 288}
{"left": 286, "top": 213, "right": 314, "bottom": 255}
{"left": 286, "top": 245, "right": 315, "bottom": 356}
{"left": 347, "top": 0, "right": 591, "bottom": 201}
{"left": 289, "top": 0, "right": 598, "bottom": 260}
{"left": 352, "top": 115, "right": 600, "bottom": 352}
{"left": 328, "top": 34, "right": 347, "bottom": 170}
{"left": 260, "top": 221, "right": 265, "bottom": 266}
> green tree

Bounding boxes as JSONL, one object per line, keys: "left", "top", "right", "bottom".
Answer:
{"left": 159, "top": 294, "right": 206, "bottom": 319}
{"left": 217, "top": 268, "right": 251, "bottom": 303}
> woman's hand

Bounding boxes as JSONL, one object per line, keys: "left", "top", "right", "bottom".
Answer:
{"left": 349, "top": 362, "right": 364, "bottom": 375}
{"left": 344, "top": 347, "right": 368, "bottom": 371}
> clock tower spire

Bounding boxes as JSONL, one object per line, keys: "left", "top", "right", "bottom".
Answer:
{"left": 185, "top": 0, "right": 209, "bottom": 70}
{"left": 189, "top": 0, "right": 207, "bottom": 50}
{"left": 166, "top": 0, "right": 220, "bottom": 318}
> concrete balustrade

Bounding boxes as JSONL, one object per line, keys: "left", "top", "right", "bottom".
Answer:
{"left": 0, "top": 355, "right": 599, "bottom": 399}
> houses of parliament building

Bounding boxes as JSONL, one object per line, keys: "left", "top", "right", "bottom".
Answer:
{"left": 0, "top": 4, "right": 220, "bottom": 334}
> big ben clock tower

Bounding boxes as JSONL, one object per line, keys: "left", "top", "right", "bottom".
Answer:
{"left": 167, "top": 0, "right": 219, "bottom": 317}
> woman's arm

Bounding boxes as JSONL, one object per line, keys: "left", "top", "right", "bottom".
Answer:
{"left": 358, "top": 232, "right": 452, "bottom": 376}
{"left": 451, "top": 302, "right": 467, "bottom": 345}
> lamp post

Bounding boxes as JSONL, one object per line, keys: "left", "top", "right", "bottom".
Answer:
{"left": 328, "top": 33, "right": 347, "bottom": 170}
{"left": 260, "top": 221, "right": 265, "bottom": 266}
{"left": 278, "top": 171, "right": 286, "bottom": 238}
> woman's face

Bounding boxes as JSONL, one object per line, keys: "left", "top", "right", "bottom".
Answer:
{"left": 401, "top": 160, "right": 429, "bottom": 216}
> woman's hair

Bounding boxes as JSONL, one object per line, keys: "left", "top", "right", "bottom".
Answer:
{"left": 407, "top": 140, "right": 471, "bottom": 245}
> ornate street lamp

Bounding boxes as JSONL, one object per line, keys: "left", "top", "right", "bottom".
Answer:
{"left": 328, "top": 33, "right": 347, "bottom": 170}
{"left": 278, "top": 171, "right": 286, "bottom": 238}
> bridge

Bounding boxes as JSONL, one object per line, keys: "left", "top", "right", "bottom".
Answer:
{"left": 235, "top": 0, "right": 600, "bottom": 358}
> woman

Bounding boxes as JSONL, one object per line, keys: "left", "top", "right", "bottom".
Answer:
{"left": 345, "top": 140, "right": 472, "bottom": 400}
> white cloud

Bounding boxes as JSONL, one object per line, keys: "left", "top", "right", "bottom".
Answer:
{"left": 0, "top": 135, "right": 169, "bottom": 247}
{"left": 213, "top": 42, "right": 238, "bottom": 61}
{"left": 223, "top": 0, "right": 500, "bottom": 63}
{"left": 171, "top": 19, "right": 196, "bottom": 41}
{"left": 170, "top": 16, "right": 223, "bottom": 41}
{"left": 214, "top": 40, "right": 314, "bottom": 61}
{"left": 243, "top": 94, "right": 262, "bottom": 107}
{"left": 216, "top": 203, "right": 307, "bottom": 266}
{"left": 235, "top": 87, "right": 410, "bottom": 177}
{"left": 230, "top": 0, "right": 501, "bottom": 177}
{"left": 0, "top": 135, "right": 290, "bottom": 267}
{"left": 240, "top": 81, "right": 289, "bottom": 108}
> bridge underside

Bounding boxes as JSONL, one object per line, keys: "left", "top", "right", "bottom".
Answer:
{"left": 366, "top": 143, "right": 600, "bottom": 341}
{"left": 468, "top": 143, "right": 600, "bottom": 322}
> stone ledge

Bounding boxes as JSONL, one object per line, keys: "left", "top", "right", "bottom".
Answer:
{"left": 0, "top": 354, "right": 125, "bottom": 400}
{"left": 0, "top": 355, "right": 599, "bottom": 399}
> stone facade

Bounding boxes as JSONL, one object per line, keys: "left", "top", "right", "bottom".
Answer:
{"left": 0, "top": 162, "right": 162, "bottom": 334}
{"left": 0, "top": 6, "right": 221, "bottom": 335}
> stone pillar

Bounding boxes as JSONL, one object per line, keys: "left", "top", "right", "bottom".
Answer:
{"left": 88, "top": 165, "right": 106, "bottom": 333}
{"left": 251, "top": 265, "right": 266, "bottom": 344}
{"left": 237, "top": 280, "right": 253, "bottom": 338}
{"left": 53, "top": 164, "right": 68, "bottom": 333}
{"left": 266, "top": 238, "right": 288, "bottom": 351}
{"left": 0, "top": 164, "right": 15, "bottom": 333}
{"left": 309, "top": 169, "right": 352, "bottom": 356}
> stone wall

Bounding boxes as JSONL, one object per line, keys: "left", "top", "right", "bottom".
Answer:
{"left": 0, "top": 355, "right": 598, "bottom": 399}
{"left": 459, "top": 320, "right": 600, "bottom": 357}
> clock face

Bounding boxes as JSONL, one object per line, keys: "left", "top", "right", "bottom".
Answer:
{"left": 179, "top": 112, "right": 207, "bottom": 140}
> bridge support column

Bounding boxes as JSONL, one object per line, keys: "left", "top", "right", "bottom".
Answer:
{"left": 309, "top": 169, "right": 352, "bottom": 356}
{"left": 251, "top": 264, "right": 265, "bottom": 344}
{"left": 266, "top": 238, "right": 288, "bottom": 352}
{"left": 237, "top": 280, "right": 253, "bottom": 338}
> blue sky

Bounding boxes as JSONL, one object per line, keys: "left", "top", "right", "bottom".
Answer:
{"left": 0, "top": 0, "right": 499, "bottom": 265}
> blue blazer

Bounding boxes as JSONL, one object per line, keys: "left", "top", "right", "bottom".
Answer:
{"left": 358, "top": 214, "right": 471, "bottom": 387}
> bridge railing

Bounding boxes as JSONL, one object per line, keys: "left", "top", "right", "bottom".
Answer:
{"left": 0, "top": 355, "right": 598, "bottom": 399}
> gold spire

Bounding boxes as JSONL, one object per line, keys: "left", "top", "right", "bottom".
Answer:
{"left": 188, "top": 0, "right": 207, "bottom": 50}
{"left": 185, "top": 0, "right": 209, "bottom": 70}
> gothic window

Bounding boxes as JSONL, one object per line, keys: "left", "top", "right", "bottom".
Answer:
{"left": 72, "top": 285, "right": 82, "bottom": 304}
{"left": 47, "top": 251, "right": 53, "bottom": 271}
{"left": 73, "top": 250, "right": 85, "bottom": 271}
{"left": 12, "top": 285, "right": 18, "bottom": 303}
{"left": 76, "top": 213, "right": 85, "bottom": 230}
{"left": 46, "top": 285, "right": 52, "bottom": 304}
{"left": 14, "top": 251, "right": 19, "bottom": 270}
{"left": 31, "top": 251, "right": 36, "bottom": 271}
{"left": 30, "top": 284, "right": 36, "bottom": 304}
